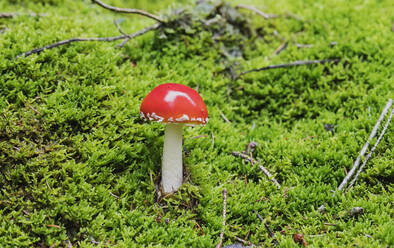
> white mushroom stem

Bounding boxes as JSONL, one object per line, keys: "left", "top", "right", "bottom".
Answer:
{"left": 162, "top": 123, "right": 183, "bottom": 193}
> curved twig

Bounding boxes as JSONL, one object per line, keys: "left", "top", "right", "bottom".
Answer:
{"left": 239, "top": 59, "right": 340, "bottom": 77}
{"left": 117, "top": 23, "right": 160, "bottom": 48}
{"left": 15, "top": 24, "right": 159, "bottom": 59}
{"left": 91, "top": 0, "right": 164, "bottom": 23}
{"left": 235, "top": 4, "right": 278, "bottom": 19}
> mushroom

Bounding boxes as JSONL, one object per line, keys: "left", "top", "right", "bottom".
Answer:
{"left": 140, "top": 83, "right": 208, "bottom": 194}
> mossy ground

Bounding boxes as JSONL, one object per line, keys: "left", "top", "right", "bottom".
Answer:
{"left": 0, "top": 0, "right": 393, "bottom": 247}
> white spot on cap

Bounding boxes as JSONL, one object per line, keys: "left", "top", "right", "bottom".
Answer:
{"left": 164, "top": 90, "right": 196, "bottom": 107}
{"left": 151, "top": 112, "right": 164, "bottom": 122}
{"left": 140, "top": 111, "right": 146, "bottom": 119}
{"left": 176, "top": 114, "right": 190, "bottom": 122}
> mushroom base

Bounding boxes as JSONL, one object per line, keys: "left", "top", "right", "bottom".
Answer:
{"left": 162, "top": 124, "right": 183, "bottom": 193}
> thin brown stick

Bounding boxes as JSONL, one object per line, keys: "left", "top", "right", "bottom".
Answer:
{"left": 257, "top": 212, "right": 279, "bottom": 246}
{"left": 347, "top": 108, "right": 393, "bottom": 189}
{"left": 0, "top": 12, "right": 47, "bottom": 18}
{"left": 337, "top": 98, "right": 393, "bottom": 191}
{"left": 218, "top": 109, "right": 231, "bottom": 124}
{"left": 47, "top": 224, "right": 61, "bottom": 229}
{"left": 235, "top": 4, "right": 277, "bottom": 19}
{"left": 109, "top": 191, "right": 120, "bottom": 199}
{"left": 15, "top": 24, "right": 159, "bottom": 59}
{"left": 273, "top": 40, "right": 288, "bottom": 55}
{"left": 191, "top": 134, "right": 208, "bottom": 139}
{"left": 232, "top": 152, "right": 281, "bottom": 189}
{"left": 234, "top": 236, "right": 257, "bottom": 247}
{"left": 117, "top": 23, "right": 160, "bottom": 48}
{"left": 239, "top": 59, "right": 340, "bottom": 76}
{"left": 216, "top": 189, "right": 228, "bottom": 248}
{"left": 0, "top": 13, "right": 15, "bottom": 18}
{"left": 113, "top": 19, "right": 128, "bottom": 36}
{"left": 296, "top": 43, "right": 314, "bottom": 48}
{"left": 91, "top": 0, "right": 163, "bottom": 23}
{"left": 285, "top": 13, "right": 304, "bottom": 22}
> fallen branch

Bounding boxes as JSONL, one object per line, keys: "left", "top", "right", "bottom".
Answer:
{"left": 239, "top": 59, "right": 340, "bottom": 76}
{"left": 0, "top": 12, "right": 47, "bottom": 18}
{"left": 347, "top": 108, "right": 393, "bottom": 189}
{"left": 0, "top": 13, "right": 15, "bottom": 18}
{"left": 337, "top": 98, "right": 393, "bottom": 191}
{"left": 256, "top": 212, "right": 279, "bottom": 246}
{"left": 273, "top": 40, "right": 288, "bottom": 55}
{"left": 216, "top": 189, "right": 228, "bottom": 248}
{"left": 235, "top": 4, "right": 278, "bottom": 19}
{"left": 91, "top": 0, "right": 164, "bottom": 23}
{"left": 232, "top": 152, "right": 281, "bottom": 189}
{"left": 15, "top": 24, "right": 159, "bottom": 59}
{"left": 234, "top": 236, "right": 257, "bottom": 247}
{"left": 112, "top": 20, "right": 131, "bottom": 48}
{"left": 113, "top": 19, "right": 128, "bottom": 36}
{"left": 116, "top": 23, "right": 160, "bottom": 48}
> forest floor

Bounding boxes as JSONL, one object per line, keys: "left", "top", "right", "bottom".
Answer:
{"left": 0, "top": 0, "right": 393, "bottom": 247}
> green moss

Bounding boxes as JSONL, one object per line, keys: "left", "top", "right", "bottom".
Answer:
{"left": 0, "top": 0, "right": 393, "bottom": 247}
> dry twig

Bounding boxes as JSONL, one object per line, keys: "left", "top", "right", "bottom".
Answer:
{"left": 347, "top": 108, "right": 393, "bottom": 189}
{"left": 0, "top": 12, "right": 47, "bottom": 18}
{"left": 91, "top": 0, "right": 163, "bottom": 23}
{"left": 218, "top": 109, "right": 231, "bottom": 124}
{"left": 273, "top": 41, "right": 288, "bottom": 55}
{"left": 113, "top": 19, "right": 128, "bottom": 36}
{"left": 235, "top": 4, "right": 278, "bottom": 19}
{"left": 296, "top": 43, "right": 314, "bottom": 48}
{"left": 15, "top": 24, "right": 159, "bottom": 59}
{"left": 337, "top": 98, "right": 393, "bottom": 191}
{"left": 46, "top": 224, "right": 61, "bottom": 229}
{"left": 239, "top": 59, "right": 340, "bottom": 77}
{"left": 232, "top": 152, "right": 281, "bottom": 189}
{"left": 216, "top": 189, "right": 228, "bottom": 248}
{"left": 234, "top": 236, "right": 256, "bottom": 247}
{"left": 109, "top": 191, "right": 120, "bottom": 199}
{"left": 0, "top": 13, "right": 15, "bottom": 18}
{"left": 117, "top": 23, "right": 160, "bottom": 48}
{"left": 256, "top": 212, "right": 279, "bottom": 246}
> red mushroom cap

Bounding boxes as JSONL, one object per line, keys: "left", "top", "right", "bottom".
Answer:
{"left": 140, "top": 83, "right": 208, "bottom": 125}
